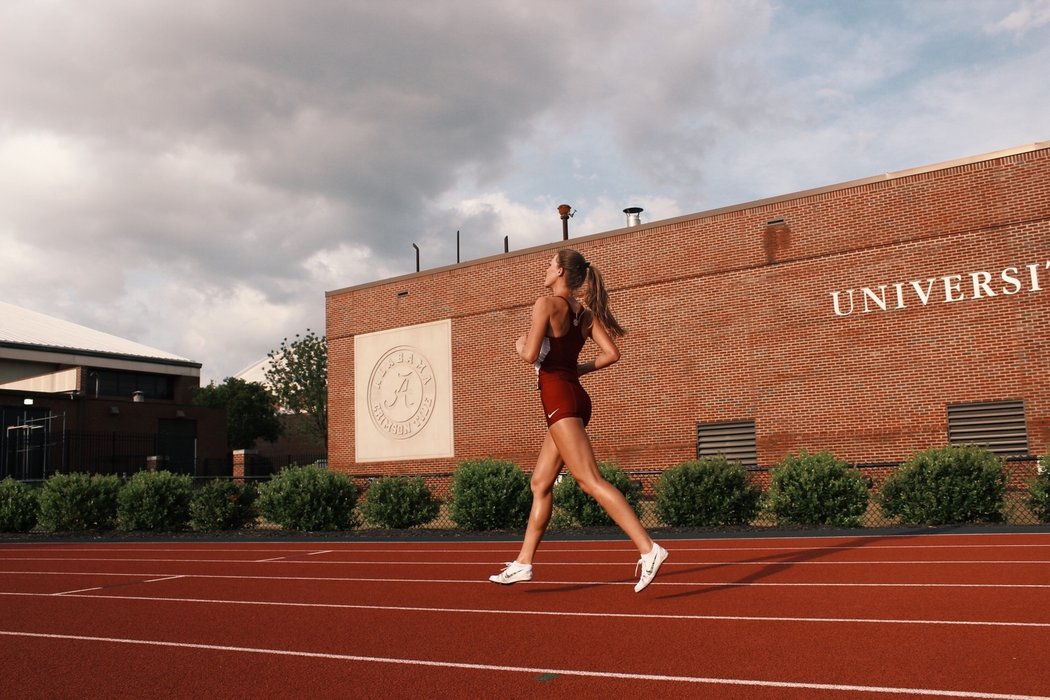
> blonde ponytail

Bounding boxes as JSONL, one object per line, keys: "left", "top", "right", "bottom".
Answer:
{"left": 557, "top": 249, "right": 625, "bottom": 337}
{"left": 583, "top": 264, "right": 625, "bottom": 337}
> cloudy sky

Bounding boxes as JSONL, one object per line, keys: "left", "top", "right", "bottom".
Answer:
{"left": 2, "top": 0, "right": 1047, "bottom": 383}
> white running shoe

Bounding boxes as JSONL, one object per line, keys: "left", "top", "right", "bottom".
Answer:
{"left": 489, "top": 561, "right": 533, "bottom": 584}
{"left": 634, "top": 543, "right": 668, "bottom": 592}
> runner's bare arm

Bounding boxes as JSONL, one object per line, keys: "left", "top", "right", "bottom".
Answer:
{"left": 517, "top": 297, "right": 554, "bottom": 364}
{"left": 577, "top": 312, "right": 620, "bottom": 376}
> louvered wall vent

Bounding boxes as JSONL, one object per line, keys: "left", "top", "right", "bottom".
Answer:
{"left": 697, "top": 420, "right": 757, "bottom": 468}
{"left": 947, "top": 400, "right": 1028, "bottom": 456}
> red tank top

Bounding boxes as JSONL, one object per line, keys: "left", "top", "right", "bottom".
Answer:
{"left": 539, "top": 298, "right": 585, "bottom": 376}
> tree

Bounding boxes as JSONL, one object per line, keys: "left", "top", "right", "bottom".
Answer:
{"left": 193, "top": 377, "right": 282, "bottom": 450}
{"left": 265, "top": 329, "right": 327, "bottom": 444}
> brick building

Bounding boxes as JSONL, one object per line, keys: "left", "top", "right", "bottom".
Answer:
{"left": 325, "top": 142, "right": 1049, "bottom": 480}
{"left": 0, "top": 302, "right": 227, "bottom": 480}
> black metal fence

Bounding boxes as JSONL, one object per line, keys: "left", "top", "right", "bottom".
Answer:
{"left": 0, "top": 429, "right": 229, "bottom": 481}
{"left": 242, "top": 452, "right": 328, "bottom": 479}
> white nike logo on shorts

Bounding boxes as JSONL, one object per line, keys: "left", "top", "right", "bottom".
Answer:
{"left": 547, "top": 409, "right": 559, "bottom": 419}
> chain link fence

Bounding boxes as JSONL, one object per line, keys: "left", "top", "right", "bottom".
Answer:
{"left": 1, "top": 429, "right": 230, "bottom": 482}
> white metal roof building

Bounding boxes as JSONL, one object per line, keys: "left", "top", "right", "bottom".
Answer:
{"left": 0, "top": 302, "right": 228, "bottom": 481}
{"left": 0, "top": 301, "right": 199, "bottom": 394}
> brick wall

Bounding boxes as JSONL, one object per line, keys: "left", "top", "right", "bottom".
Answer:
{"left": 326, "top": 144, "right": 1050, "bottom": 476}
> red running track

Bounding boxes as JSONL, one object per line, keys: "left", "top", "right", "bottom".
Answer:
{"left": 2, "top": 532, "right": 1050, "bottom": 699}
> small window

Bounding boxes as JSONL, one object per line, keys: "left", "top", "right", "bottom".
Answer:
{"left": 947, "top": 400, "right": 1028, "bottom": 456}
{"left": 91, "top": 370, "right": 174, "bottom": 400}
{"left": 697, "top": 420, "right": 757, "bottom": 468}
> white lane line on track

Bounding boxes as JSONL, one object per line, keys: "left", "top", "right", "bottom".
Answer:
{"left": 50, "top": 587, "right": 103, "bottom": 595}
{"left": 329, "top": 543, "right": 1050, "bottom": 554}
{"left": 50, "top": 573, "right": 184, "bottom": 594}
{"left": 0, "top": 547, "right": 313, "bottom": 553}
{"left": 3, "top": 557, "right": 1050, "bottom": 565}
{"left": 3, "top": 570, "right": 1050, "bottom": 589}
{"left": 0, "top": 629, "right": 1045, "bottom": 699}
{"left": 5, "top": 590, "right": 1050, "bottom": 629}
{"left": 254, "top": 550, "right": 332, "bottom": 562}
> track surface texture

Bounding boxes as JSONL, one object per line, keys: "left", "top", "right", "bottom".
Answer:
{"left": 3, "top": 531, "right": 1050, "bottom": 699}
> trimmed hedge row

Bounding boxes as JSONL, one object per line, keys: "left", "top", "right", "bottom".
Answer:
{"left": 0, "top": 477, "right": 38, "bottom": 532}
{"left": 765, "top": 450, "right": 869, "bottom": 527}
{"left": 655, "top": 457, "right": 760, "bottom": 527}
{"left": 258, "top": 465, "right": 358, "bottom": 531}
{"left": 2, "top": 446, "right": 1046, "bottom": 533}
{"left": 0, "top": 472, "right": 261, "bottom": 533}
{"left": 361, "top": 475, "right": 441, "bottom": 529}
{"left": 190, "top": 479, "right": 259, "bottom": 531}
{"left": 879, "top": 445, "right": 1007, "bottom": 525}
{"left": 39, "top": 473, "right": 122, "bottom": 531}
{"left": 448, "top": 458, "right": 530, "bottom": 530}
{"left": 118, "top": 470, "right": 193, "bottom": 531}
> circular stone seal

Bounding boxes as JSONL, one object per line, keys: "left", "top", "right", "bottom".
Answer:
{"left": 367, "top": 345, "right": 437, "bottom": 439}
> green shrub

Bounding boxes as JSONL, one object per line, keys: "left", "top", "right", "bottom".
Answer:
{"left": 878, "top": 445, "right": 1006, "bottom": 526}
{"left": 361, "top": 476, "right": 441, "bottom": 529}
{"left": 1026, "top": 452, "right": 1050, "bottom": 524}
{"left": 655, "top": 457, "right": 761, "bottom": 527}
{"left": 448, "top": 458, "right": 530, "bottom": 530}
{"left": 117, "top": 470, "right": 193, "bottom": 531}
{"left": 765, "top": 450, "right": 869, "bottom": 527}
{"left": 38, "top": 472, "right": 122, "bottom": 531}
{"left": 190, "top": 480, "right": 259, "bottom": 530}
{"left": 258, "top": 465, "right": 358, "bottom": 531}
{"left": 0, "top": 478, "right": 39, "bottom": 532}
{"left": 553, "top": 461, "right": 641, "bottom": 527}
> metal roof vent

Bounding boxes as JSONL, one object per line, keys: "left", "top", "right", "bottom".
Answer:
{"left": 623, "top": 207, "right": 643, "bottom": 227}
{"left": 558, "top": 204, "right": 574, "bottom": 240}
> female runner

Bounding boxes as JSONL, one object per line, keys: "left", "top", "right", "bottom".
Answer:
{"left": 489, "top": 249, "right": 668, "bottom": 592}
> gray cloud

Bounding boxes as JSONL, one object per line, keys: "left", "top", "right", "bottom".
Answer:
{"left": 1, "top": 0, "right": 1046, "bottom": 381}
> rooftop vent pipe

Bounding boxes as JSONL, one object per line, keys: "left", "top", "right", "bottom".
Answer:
{"left": 623, "top": 207, "right": 643, "bottom": 227}
{"left": 558, "top": 204, "right": 573, "bottom": 240}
